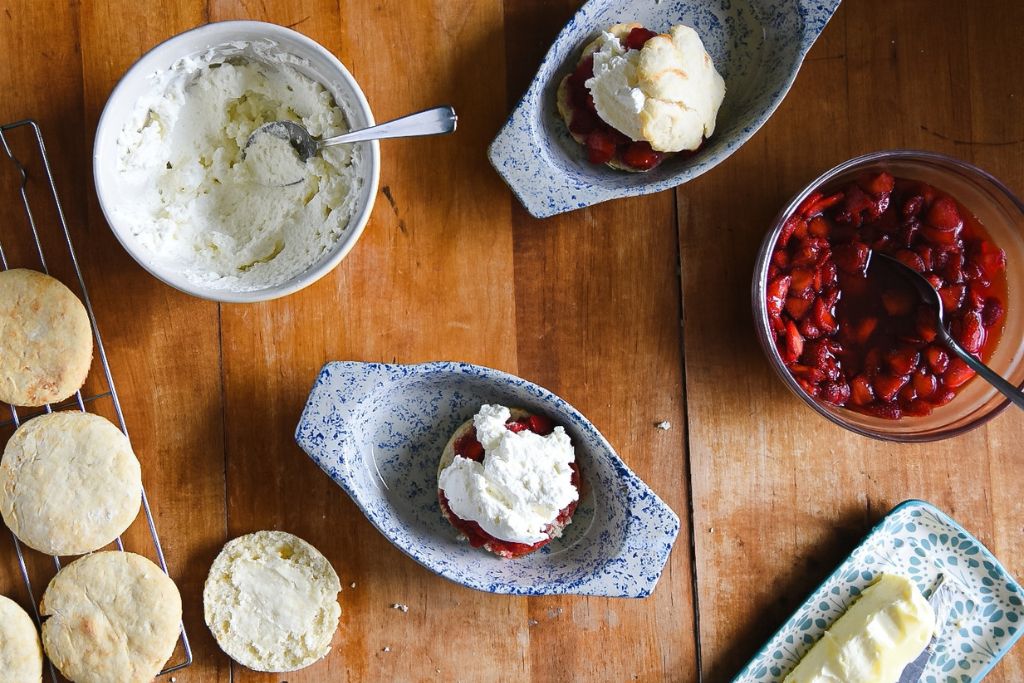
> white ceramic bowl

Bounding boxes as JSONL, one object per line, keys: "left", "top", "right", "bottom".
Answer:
{"left": 93, "top": 21, "right": 380, "bottom": 303}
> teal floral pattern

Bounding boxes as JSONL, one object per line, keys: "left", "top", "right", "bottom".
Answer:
{"left": 733, "top": 500, "right": 1023, "bottom": 682}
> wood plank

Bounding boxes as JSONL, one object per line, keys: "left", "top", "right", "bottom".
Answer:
{"left": 209, "top": 0, "right": 532, "bottom": 681}
{"left": 955, "top": 4, "right": 1024, "bottom": 680}
{"left": 684, "top": 1, "right": 1024, "bottom": 680}
{"left": 76, "top": 2, "right": 228, "bottom": 679}
{"left": 0, "top": 1, "right": 227, "bottom": 679}
{"left": 502, "top": 1, "right": 698, "bottom": 681}
{"left": 0, "top": 0, "right": 87, "bottom": 622}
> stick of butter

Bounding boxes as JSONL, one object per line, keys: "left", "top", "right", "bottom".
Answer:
{"left": 784, "top": 573, "right": 936, "bottom": 683}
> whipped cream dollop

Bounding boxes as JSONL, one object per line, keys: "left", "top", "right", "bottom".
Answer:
{"left": 438, "top": 405, "right": 579, "bottom": 544}
{"left": 114, "top": 45, "right": 360, "bottom": 292}
{"left": 584, "top": 24, "right": 725, "bottom": 153}
{"left": 784, "top": 573, "right": 936, "bottom": 682}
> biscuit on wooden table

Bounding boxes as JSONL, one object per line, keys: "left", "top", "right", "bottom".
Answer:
{"left": 204, "top": 530, "right": 341, "bottom": 672}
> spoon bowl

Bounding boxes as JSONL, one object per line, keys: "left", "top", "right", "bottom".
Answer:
{"left": 245, "top": 120, "right": 319, "bottom": 163}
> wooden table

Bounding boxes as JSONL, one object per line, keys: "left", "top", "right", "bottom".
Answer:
{"left": 0, "top": 1, "right": 1021, "bottom": 680}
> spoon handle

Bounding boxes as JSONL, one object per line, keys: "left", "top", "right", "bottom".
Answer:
{"left": 318, "top": 106, "right": 457, "bottom": 148}
{"left": 942, "top": 331, "right": 1024, "bottom": 410}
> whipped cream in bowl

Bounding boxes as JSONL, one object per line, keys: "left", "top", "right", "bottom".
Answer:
{"left": 94, "top": 21, "right": 379, "bottom": 303}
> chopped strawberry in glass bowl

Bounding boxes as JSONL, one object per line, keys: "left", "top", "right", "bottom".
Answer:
{"left": 753, "top": 151, "right": 1024, "bottom": 441}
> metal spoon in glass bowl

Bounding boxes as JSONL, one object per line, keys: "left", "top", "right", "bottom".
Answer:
{"left": 872, "top": 251, "right": 1024, "bottom": 410}
{"left": 244, "top": 105, "right": 457, "bottom": 167}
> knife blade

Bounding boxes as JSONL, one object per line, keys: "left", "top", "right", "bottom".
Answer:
{"left": 897, "top": 574, "right": 952, "bottom": 683}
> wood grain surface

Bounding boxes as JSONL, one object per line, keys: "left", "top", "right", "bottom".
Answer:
{"left": 0, "top": 0, "right": 1020, "bottom": 681}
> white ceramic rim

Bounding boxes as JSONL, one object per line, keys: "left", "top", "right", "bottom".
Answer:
{"left": 92, "top": 20, "right": 381, "bottom": 303}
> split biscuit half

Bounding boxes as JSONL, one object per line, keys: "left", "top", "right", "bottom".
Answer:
{"left": 204, "top": 530, "right": 341, "bottom": 672}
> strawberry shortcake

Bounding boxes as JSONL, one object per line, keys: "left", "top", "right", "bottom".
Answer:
{"left": 557, "top": 22, "right": 725, "bottom": 171}
{"left": 437, "top": 404, "right": 581, "bottom": 559}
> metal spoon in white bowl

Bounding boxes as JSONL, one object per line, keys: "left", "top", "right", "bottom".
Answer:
{"left": 872, "top": 251, "right": 1024, "bottom": 410}
{"left": 244, "top": 104, "right": 457, "bottom": 166}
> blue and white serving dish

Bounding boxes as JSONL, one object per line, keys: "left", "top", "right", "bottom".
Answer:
{"left": 734, "top": 500, "right": 1024, "bottom": 682}
{"left": 295, "top": 361, "right": 680, "bottom": 597}
{"left": 488, "top": 0, "right": 842, "bottom": 218}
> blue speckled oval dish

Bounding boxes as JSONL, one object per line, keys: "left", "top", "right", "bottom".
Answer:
{"left": 734, "top": 500, "right": 1024, "bottom": 682}
{"left": 488, "top": 0, "right": 841, "bottom": 218}
{"left": 295, "top": 361, "right": 680, "bottom": 597}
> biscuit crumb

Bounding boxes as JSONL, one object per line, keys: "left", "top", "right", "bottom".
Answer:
{"left": 391, "top": 603, "right": 409, "bottom": 613}
{"left": 655, "top": 421, "right": 671, "bottom": 430}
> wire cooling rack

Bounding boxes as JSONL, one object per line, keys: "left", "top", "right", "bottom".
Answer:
{"left": 0, "top": 119, "right": 192, "bottom": 679}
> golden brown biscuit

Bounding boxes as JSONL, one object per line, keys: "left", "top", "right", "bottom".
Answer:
{"left": 0, "top": 411, "right": 142, "bottom": 555}
{"left": 40, "top": 552, "right": 182, "bottom": 683}
{"left": 0, "top": 595, "right": 43, "bottom": 683}
{"left": 0, "top": 269, "right": 92, "bottom": 407}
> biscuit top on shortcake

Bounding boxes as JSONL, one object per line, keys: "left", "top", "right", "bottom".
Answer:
{"left": 583, "top": 23, "right": 725, "bottom": 153}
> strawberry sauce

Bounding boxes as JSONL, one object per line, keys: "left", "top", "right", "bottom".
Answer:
{"left": 439, "top": 415, "right": 581, "bottom": 558}
{"left": 766, "top": 172, "right": 1008, "bottom": 419}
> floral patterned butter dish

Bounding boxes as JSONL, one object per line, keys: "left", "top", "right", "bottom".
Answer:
{"left": 294, "top": 361, "right": 680, "bottom": 597}
{"left": 487, "top": 0, "right": 842, "bottom": 218}
{"left": 734, "top": 500, "right": 1024, "bottom": 682}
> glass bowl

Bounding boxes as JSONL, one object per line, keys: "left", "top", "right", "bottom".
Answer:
{"left": 752, "top": 150, "right": 1024, "bottom": 441}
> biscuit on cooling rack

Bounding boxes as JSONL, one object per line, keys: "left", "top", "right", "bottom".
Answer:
{"left": 39, "top": 551, "right": 181, "bottom": 683}
{"left": 0, "top": 594, "right": 43, "bottom": 683}
{"left": 0, "top": 411, "right": 142, "bottom": 555}
{"left": 203, "top": 530, "right": 341, "bottom": 672}
{"left": 0, "top": 269, "right": 93, "bottom": 407}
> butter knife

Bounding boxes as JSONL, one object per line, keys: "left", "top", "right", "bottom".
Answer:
{"left": 897, "top": 574, "right": 952, "bottom": 683}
